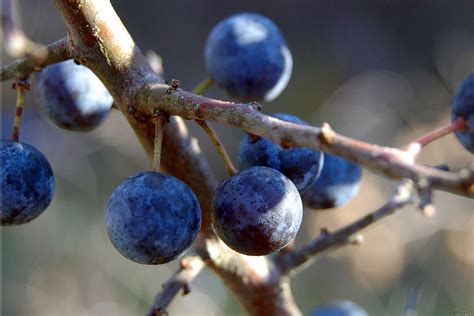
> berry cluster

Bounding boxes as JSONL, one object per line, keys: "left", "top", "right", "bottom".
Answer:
{"left": 2, "top": 61, "right": 112, "bottom": 225}
{"left": 2, "top": 10, "right": 473, "bottom": 314}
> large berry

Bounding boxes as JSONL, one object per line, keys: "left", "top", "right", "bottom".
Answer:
{"left": 309, "top": 301, "right": 369, "bottom": 316}
{"left": 105, "top": 172, "right": 201, "bottom": 265}
{"left": 1, "top": 140, "right": 55, "bottom": 225}
{"left": 204, "top": 13, "right": 293, "bottom": 102}
{"left": 239, "top": 113, "right": 323, "bottom": 192}
{"left": 211, "top": 166, "right": 302, "bottom": 256}
{"left": 35, "top": 60, "right": 113, "bottom": 132}
{"left": 451, "top": 73, "right": 474, "bottom": 153}
{"left": 303, "top": 154, "right": 362, "bottom": 210}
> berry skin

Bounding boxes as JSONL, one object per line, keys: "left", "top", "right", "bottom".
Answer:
{"left": 309, "top": 301, "right": 369, "bottom": 316}
{"left": 204, "top": 13, "right": 293, "bottom": 102}
{"left": 105, "top": 172, "right": 201, "bottom": 265}
{"left": 302, "top": 154, "right": 362, "bottom": 210}
{"left": 238, "top": 113, "right": 323, "bottom": 193}
{"left": 35, "top": 60, "right": 113, "bottom": 132}
{"left": 211, "top": 166, "right": 303, "bottom": 256}
{"left": 1, "top": 140, "right": 55, "bottom": 226}
{"left": 451, "top": 73, "right": 474, "bottom": 153}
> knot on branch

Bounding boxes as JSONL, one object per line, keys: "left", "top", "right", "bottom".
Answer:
{"left": 458, "top": 164, "right": 474, "bottom": 194}
{"left": 12, "top": 78, "right": 31, "bottom": 90}
{"left": 249, "top": 101, "right": 263, "bottom": 112}
{"left": 318, "top": 122, "right": 336, "bottom": 145}
{"left": 165, "top": 79, "right": 180, "bottom": 94}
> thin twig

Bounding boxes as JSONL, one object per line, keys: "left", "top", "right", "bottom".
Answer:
{"left": 1, "top": 37, "right": 70, "bottom": 81}
{"left": 10, "top": 79, "right": 28, "bottom": 141}
{"left": 152, "top": 111, "right": 168, "bottom": 172}
{"left": 147, "top": 256, "right": 205, "bottom": 316}
{"left": 192, "top": 77, "right": 214, "bottom": 95}
{"left": 403, "top": 117, "right": 466, "bottom": 156}
{"left": 196, "top": 120, "right": 237, "bottom": 176}
{"left": 191, "top": 78, "right": 237, "bottom": 176}
{"left": 274, "top": 181, "right": 416, "bottom": 274}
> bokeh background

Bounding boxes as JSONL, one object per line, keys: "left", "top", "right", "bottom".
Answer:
{"left": 1, "top": 1, "right": 473, "bottom": 315}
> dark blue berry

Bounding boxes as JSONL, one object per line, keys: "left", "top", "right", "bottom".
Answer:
{"left": 303, "top": 154, "right": 362, "bottom": 210}
{"left": 1, "top": 140, "right": 55, "bottom": 226}
{"left": 35, "top": 60, "right": 113, "bottom": 132}
{"left": 451, "top": 73, "right": 474, "bottom": 153}
{"left": 309, "top": 301, "right": 369, "bottom": 316}
{"left": 205, "top": 13, "right": 293, "bottom": 102}
{"left": 238, "top": 113, "right": 323, "bottom": 192}
{"left": 211, "top": 166, "right": 302, "bottom": 256}
{"left": 105, "top": 171, "right": 201, "bottom": 265}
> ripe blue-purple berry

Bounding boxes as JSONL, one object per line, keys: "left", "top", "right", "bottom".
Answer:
{"left": 35, "top": 60, "right": 113, "bottom": 132}
{"left": 105, "top": 172, "right": 201, "bottom": 265}
{"left": 239, "top": 113, "right": 323, "bottom": 192}
{"left": 303, "top": 154, "right": 361, "bottom": 210}
{"left": 451, "top": 73, "right": 474, "bottom": 153}
{"left": 205, "top": 13, "right": 293, "bottom": 102}
{"left": 1, "top": 140, "right": 55, "bottom": 225}
{"left": 211, "top": 166, "right": 302, "bottom": 256}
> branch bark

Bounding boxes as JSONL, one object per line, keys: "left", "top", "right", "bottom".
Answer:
{"left": 147, "top": 256, "right": 205, "bottom": 316}
{"left": 137, "top": 86, "right": 474, "bottom": 197}
{"left": 0, "top": 38, "right": 70, "bottom": 81}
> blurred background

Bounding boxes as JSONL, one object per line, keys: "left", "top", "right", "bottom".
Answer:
{"left": 1, "top": 0, "right": 473, "bottom": 315}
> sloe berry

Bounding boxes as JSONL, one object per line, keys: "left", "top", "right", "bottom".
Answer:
{"left": 303, "top": 154, "right": 361, "bottom": 210}
{"left": 1, "top": 140, "right": 55, "bottom": 226}
{"left": 211, "top": 166, "right": 302, "bottom": 256}
{"left": 238, "top": 113, "right": 323, "bottom": 192}
{"left": 205, "top": 13, "right": 293, "bottom": 102}
{"left": 451, "top": 73, "right": 474, "bottom": 153}
{"left": 105, "top": 171, "right": 201, "bottom": 264}
{"left": 35, "top": 60, "right": 113, "bottom": 132}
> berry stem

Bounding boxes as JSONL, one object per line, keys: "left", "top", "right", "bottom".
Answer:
{"left": 191, "top": 78, "right": 237, "bottom": 176}
{"left": 11, "top": 79, "right": 28, "bottom": 142}
{"left": 192, "top": 77, "right": 214, "bottom": 95}
{"left": 196, "top": 120, "right": 237, "bottom": 176}
{"left": 152, "top": 111, "right": 168, "bottom": 172}
{"left": 407, "top": 117, "right": 465, "bottom": 149}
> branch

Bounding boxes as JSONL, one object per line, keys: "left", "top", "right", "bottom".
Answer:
{"left": 199, "top": 237, "right": 303, "bottom": 316}
{"left": 147, "top": 256, "right": 205, "bottom": 316}
{"left": 0, "top": 38, "right": 70, "bottom": 81}
{"left": 274, "top": 181, "right": 416, "bottom": 274}
{"left": 137, "top": 86, "right": 474, "bottom": 197}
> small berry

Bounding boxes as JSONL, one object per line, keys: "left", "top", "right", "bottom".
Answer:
{"left": 451, "top": 73, "right": 474, "bottom": 153}
{"left": 238, "top": 113, "right": 323, "bottom": 192}
{"left": 35, "top": 60, "right": 113, "bottom": 132}
{"left": 303, "top": 154, "right": 362, "bottom": 209}
{"left": 1, "top": 140, "right": 55, "bottom": 225}
{"left": 211, "top": 166, "right": 303, "bottom": 256}
{"left": 105, "top": 172, "right": 201, "bottom": 264}
{"left": 204, "top": 13, "right": 293, "bottom": 102}
{"left": 309, "top": 301, "right": 369, "bottom": 316}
